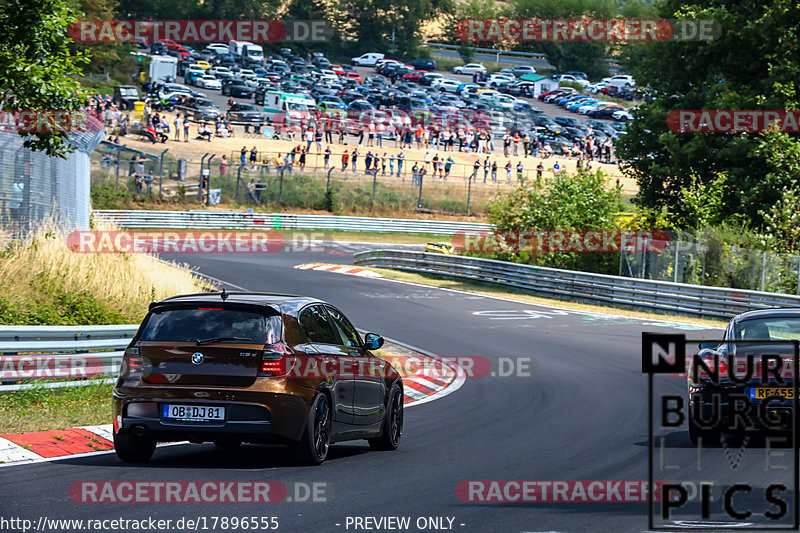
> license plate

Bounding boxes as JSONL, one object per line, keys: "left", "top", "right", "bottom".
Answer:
{"left": 750, "top": 388, "right": 795, "bottom": 400}
{"left": 162, "top": 404, "right": 225, "bottom": 421}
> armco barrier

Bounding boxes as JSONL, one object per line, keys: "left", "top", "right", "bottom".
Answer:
{"left": 353, "top": 250, "right": 800, "bottom": 320}
{"left": 0, "top": 325, "right": 138, "bottom": 392}
{"left": 92, "top": 210, "right": 491, "bottom": 235}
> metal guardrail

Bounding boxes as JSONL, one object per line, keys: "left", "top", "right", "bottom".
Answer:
{"left": 421, "top": 42, "right": 548, "bottom": 60}
{"left": 92, "top": 210, "right": 492, "bottom": 235}
{"left": 0, "top": 326, "right": 138, "bottom": 392}
{"left": 353, "top": 250, "right": 800, "bottom": 320}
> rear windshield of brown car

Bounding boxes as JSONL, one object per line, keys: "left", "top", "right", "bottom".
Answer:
{"left": 139, "top": 306, "right": 282, "bottom": 344}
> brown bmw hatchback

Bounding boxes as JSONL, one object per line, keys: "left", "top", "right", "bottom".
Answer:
{"left": 112, "top": 291, "right": 403, "bottom": 465}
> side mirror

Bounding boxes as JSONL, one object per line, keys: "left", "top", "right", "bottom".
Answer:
{"left": 698, "top": 342, "right": 718, "bottom": 350}
{"left": 364, "top": 333, "right": 384, "bottom": 351}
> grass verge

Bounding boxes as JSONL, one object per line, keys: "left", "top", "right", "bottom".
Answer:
{"left": 0, "top": 381, "right": 112, "bottom": 434}
{"left": 0, "top": 222, "right": 212, "bottom": 325}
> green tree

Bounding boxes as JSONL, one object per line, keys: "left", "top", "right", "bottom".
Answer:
{"left": 504, "top": 0, "right": 616, "bottom": 79}
{"left": 0, "top": 0, "right": 90, "bottom": 157}
{"left": 615, "top": 0, "right": 800, "bottom": 225}
{"left": 339, "top": 0, "right": 453, "bottom": 58}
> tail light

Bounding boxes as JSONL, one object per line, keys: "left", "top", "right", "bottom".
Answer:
{"left": 121, "top": 347, "right": 143, "bottom": 378}
{"left": 259, "top": 341, "right": 291, "bottom": 376}
{"left": 690, "top": 353, "right": 728, "bottom": 382}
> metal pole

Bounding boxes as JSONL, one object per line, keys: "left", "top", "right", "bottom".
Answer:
{"left": 466, "top": 171, "right": 473, "bottom": 215}
{"left": 206, "top": 154, "right": 216, "bottom": 206}
{"left": 199, "top": 153, "right": 208, "bottom": 203}
{"left": 417, "top": 175, "right": 423, "bottom": 208}
{"left": 115, "top": 149, "right": 121, "bottom": 190}
{"left": 673, "top": 241, "right": 679, "bottom": 283}
{"left": 278, "top": 167, "right": 285, "bottom": 203}
{"left": 236, "top": 164, "right": 243, "bottom": 201}
{"left": 326, "top": 167, "right": 333, "bottom": 193}
{"left": 158, "top": 148, "right": 168, "bottom": 199}
{"left": 761, "top": 250, "right": 767, "bottom": 291}
{"left": 796, "top": 255, "right": 800, "bottom": 295}
{"left": 371, "top": 170, "right": 377, "bottom": 207}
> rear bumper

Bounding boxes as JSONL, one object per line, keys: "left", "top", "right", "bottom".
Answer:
{"left": 113, "top": 388, "right": 312, "bottom": 443}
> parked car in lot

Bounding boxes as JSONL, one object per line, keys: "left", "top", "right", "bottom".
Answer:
{"left": 183, "top": 96, "right": 221, "bottom": 122}
{"left": 112, "top": 292, "right": 403, "bottom": 465}
{"left": 352, "top": 52, "right": 385, "bottom": 66}
{"left": 226, "top": 102, "right": 266, "bottom": 125}
{"left": 612, "top": 108, "right": 634, "bottom": 121}
{"left": 453, "top": 63, "right": 487, "bottom": 75}
{"left": 408, "top": 59, "right": 436, "bottom": 71}
{"left": 222, "top": 78, "right": 254, "bottom": 98}
{"left": 501, "top": 65, "right": 537, "bottom": 77}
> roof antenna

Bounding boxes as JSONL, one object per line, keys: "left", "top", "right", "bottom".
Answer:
{"left": 221, "top": 288, "right": 228, "bottom": 301}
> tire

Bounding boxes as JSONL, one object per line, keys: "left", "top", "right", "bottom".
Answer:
{"left": 295, "top": 393, "right": 332, "bottom": 465}
{"left": 368, "top": 386, "right": 403, "bottom": 451}
{"left": 114, "top": 430, "right": 156, "bottom": 463}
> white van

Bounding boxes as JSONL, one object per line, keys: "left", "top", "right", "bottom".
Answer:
{"left": 261, "top": 91, "right": 316, "bottom": 120}
{"left": 351, "top": 53, "right": 385, "bottom": 66}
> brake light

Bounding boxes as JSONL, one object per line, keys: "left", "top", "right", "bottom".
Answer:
{"left": 259, "top": 341, "right": 291, "bottom": 376}
{"left": 122, "top": 347, "right": 143, "bottom": 378}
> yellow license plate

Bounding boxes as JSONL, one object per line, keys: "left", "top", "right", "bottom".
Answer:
{"left": 751, "top": 388, "right": 795, "bottom": 400}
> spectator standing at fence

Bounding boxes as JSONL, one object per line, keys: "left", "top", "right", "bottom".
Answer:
{"left": 324, "top": 117, "right": 333, "bottom": 143}
{"left": 397, "top": 152, "right": 404, "bottom": 176}
{"left": 284, "top": 152, "right": 293, "bottom": 173}
{"left": 381, "top": 153, "right": 387, "bottom": 175}
{"left": 445, "top": 156, "right": 453, "bottom": 179}
{"left": 411, "top": 163, "right": 419, "bottom": 185}
{"left": 133, "top": 173, "right": 143, "bottom": 196}
{"left": 389, "top": 153, "right": 395, "bottom": 175}
{"left": 174, "top": 113, "right": 181, "bottom": 141}
{"left": 438, "top": 158, "right": 444, "bottom": 179}
{"left": 516, "top": 161, "right": 524, "bottom": 184}
{"left": 503, "top": 134, "right": 511, "bottom": 156}
{"left": 523, "top": 133, "right": 531, "bottom": 157}
{"left": 491, "top": 160, "right": 498, "bottom": 182}
{"left": 431, "top": 153, "right": 439, "bottom": 178}
{"left": 368, "top": 122, "right": 375, "bottom": 147}
{"left": 324, "top": 147, "right": 331, "bottom": 169}
{"left": 472, "top": 159, "right": 481, "bottom": 182}
{"left": 365, "top": 151, "right": 373, "bottom": 173}
{"left": 351, "top": 149, "right": 358, "bottom": 173}
{"left": 483, "top": 156, "right": 490, "bottom": 183}
{"left": 536, "top": 162, "right": 544, "bottom": 185}
{"left": 505, "top": 161, "right": 512, "bottom": 182}
{"left": 298, "top": 147, "right": 307, "bottom": 171}
{"left": 553, "top": 161, "right": 561, "bottom": 174}
{"left": 261, "top": 157, "right": 270, "bottom": 175}
{"left": 247, "top": 179, "right": 258, "bottom": 203}
{"left": 341, "top": 149, "right": 349, "bottom": 171}
{"left": 250, "top": 147, "right": 258, "bottom": 170}
{"left": 219, "top": 155, "right": 228, "bottom": 175}
{"left": 182, "top": 117, "right": 190, "bottom": 142}
{"left": 315, "top": 129, "right": 323, "bottom": 153}
{"left": 240, "top": 147, "right": 247, "bottom": 167}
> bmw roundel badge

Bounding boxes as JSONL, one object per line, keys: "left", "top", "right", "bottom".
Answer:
{"left": 191, "top": 352, "right": 204, "bottom": 365}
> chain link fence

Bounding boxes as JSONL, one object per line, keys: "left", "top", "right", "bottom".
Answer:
{"left": 622, "top": 239, "right": 800, "bottom": 295}
{"left": 0, "top": 127, "right": 104, "bottom": 241}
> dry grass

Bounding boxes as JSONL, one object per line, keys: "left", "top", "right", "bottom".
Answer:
{"left": 0, "top": 221, "right": 212, "bottom": 325}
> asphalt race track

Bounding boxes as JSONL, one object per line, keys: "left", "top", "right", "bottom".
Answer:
{"left": 3, "top": 245, "right": 796, "bottom": 532}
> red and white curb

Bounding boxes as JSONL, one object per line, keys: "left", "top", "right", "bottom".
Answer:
{"left": 0, "top": 356, "right": 461, "bottom": 467}
{"left": 294, "top": 263, "right": 383, "bottom": 278}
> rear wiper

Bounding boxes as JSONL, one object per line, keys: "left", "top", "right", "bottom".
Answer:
{"left": 196, "top": 336, "right": 251, "bottom": 345}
